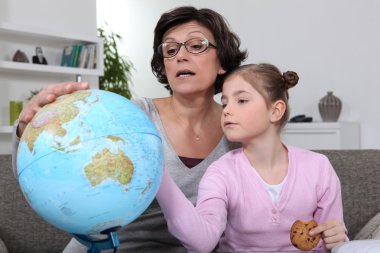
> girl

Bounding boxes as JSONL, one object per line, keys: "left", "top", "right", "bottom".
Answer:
{"left": 156, "top": 63, "right": 347, "bottom": 252}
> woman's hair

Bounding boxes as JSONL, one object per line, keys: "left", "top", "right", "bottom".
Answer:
{"left": 226, "top": 63, "right": 299, "bottom": 128}
{"left": 151, "top": 6, "right": 247, "bottom": 94}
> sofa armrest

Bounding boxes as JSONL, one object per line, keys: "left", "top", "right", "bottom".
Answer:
{"left": 332, "top": 239, "right": 380, "bottom": 253}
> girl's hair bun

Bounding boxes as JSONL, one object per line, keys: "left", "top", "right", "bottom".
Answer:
{"left": 283, "top": 71, "right": 299, "bottom": 89}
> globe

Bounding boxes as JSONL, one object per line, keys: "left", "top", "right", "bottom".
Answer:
{"left": 17, "top": 89, "right": 163, "bottom": 237}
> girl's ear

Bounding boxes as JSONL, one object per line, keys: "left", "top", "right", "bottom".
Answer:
{"left": 270, "top": 100, "right": 286, "bottom": 123}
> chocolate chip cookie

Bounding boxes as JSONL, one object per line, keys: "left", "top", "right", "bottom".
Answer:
{"left": 290, "top": 220, "right": 320, "bottom": 251}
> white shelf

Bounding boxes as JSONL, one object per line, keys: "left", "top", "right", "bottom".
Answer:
{"left": 0, "top": 22, "right": 104, "bottom": 154}
{"left": 0, "top": 60, "right": 103, "bottom": 76}
{"left": 282, "top": 122, "right": 360, "bottom": 150}
{"left": 0, "top": 22, "right": 104, "bottom": 77}
{"left": 0, "top": 126, "right": 13, "bottom": 134}
{"left": 0, "top": 126, "right": 13, "bottom": 155}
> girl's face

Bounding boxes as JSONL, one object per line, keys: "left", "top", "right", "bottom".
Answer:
{"left": 162, "top": 21, "right": 225, "bottom": 96}
{"left": 221, "top": 75, "right": 273, "bottom": 144}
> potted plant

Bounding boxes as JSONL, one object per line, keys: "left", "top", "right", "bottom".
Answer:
{"left": 98, "top": 24, "right": 133, "bottom": 99}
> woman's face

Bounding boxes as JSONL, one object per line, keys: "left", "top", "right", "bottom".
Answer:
{"left": 162, "top": 21, "right": 225, "bottom": 96}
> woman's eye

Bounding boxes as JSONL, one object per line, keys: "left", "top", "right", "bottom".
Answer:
{"left": 221, "top": 103, "right": 227, "bottom": 108}
{"left": 167, "top": 48, "right": 177, "bottom": 55}
{"left": 190, "top": 43, "right": 202, "bottom": 50}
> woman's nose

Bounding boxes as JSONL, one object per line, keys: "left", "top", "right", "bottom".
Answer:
{"left": 176, "top": 46, "right": 189, "bottom": 61}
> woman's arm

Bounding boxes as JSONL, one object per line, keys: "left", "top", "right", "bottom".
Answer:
{"left": 17, "top": 82, "right": 89, "bottom": 136}
{"left": 11, "top": 122, "right": 20, "bottom": 177}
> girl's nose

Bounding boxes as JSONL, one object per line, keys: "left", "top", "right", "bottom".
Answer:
{"left": 223, "top": 104, "right": 232, "bottom": 116}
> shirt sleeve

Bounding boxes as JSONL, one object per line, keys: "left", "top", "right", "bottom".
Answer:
{"left": 11, "top": 120, "right": 20, "bottom": 178}
{"left": 314, "top": 156, "right": 348, "bottom": 237}
{"left": 156, "top": 165, "right": 228, "bottom": 253}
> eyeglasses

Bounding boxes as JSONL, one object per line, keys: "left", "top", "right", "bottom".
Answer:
{"left": 158, "top": 38, "right": 216, "bottom": 58}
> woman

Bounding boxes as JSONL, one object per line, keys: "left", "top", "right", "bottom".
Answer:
{"left": 12, "top": 6, "right": 247, "bottom": 252}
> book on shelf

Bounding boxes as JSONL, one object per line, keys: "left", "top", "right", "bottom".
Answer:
{"left": 85, "top": 44, "right": 96, "bottom": 69}
{"left": 60, "top": 45, "right": 74, "bottom": 67}
{"left": 60, "top": 43, "right": 97, "bottom": 69}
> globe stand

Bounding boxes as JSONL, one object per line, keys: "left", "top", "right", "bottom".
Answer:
{"left": 73, "top": 227, "right": 121, "bottom": 253}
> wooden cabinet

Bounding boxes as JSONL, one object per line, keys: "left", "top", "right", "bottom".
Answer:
{"left": 281, "top": 122, "right": 360, "bottom": 150}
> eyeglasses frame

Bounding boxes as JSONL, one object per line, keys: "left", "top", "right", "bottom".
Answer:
{"left": 158, "top": 38, "right": 216, "bottom": 58}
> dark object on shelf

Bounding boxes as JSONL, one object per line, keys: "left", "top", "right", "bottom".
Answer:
{"left": 289, "top": 114, "right": 313, "bottom": 123}
{"left": 318, "top": 91, "right": 342, "bottom": 122}
{"left": 32, "top": 46, "right": 48, "bottom": 65}
{"left": 12, "top": 50, "right": 29, "bottom": 63}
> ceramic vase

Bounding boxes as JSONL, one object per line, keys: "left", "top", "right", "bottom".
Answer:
{"left": 318, "top": 91, "right": 342, "bottom": 122}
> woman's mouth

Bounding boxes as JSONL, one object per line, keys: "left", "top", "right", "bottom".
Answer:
{"left": 176, "top": 70, "right": 195, "bottom": 77}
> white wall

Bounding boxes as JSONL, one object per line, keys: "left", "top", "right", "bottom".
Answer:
{"left": 0, "top": 0, "right": 97, "bottom": 36}
{"left": 97, "top": 0, "right": 380, "bottom": 149}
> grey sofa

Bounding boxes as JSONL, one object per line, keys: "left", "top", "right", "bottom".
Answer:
{"left": 1, "top": 150, "right": 380, "bottom": 253}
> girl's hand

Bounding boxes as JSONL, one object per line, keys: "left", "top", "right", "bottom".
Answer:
{"left": 17, "top": 82, "right": 90, "bottom": 137}
{"left": 310, "top": 220, "right": 347, "bottom": 250}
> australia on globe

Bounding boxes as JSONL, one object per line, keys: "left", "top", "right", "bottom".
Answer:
{"left": 17, "top": 89, "right": 163, "bottom": 236}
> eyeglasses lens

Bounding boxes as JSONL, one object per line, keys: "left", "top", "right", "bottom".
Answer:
{"left": 159, "top": 39, "right": 210, "bottom": 58}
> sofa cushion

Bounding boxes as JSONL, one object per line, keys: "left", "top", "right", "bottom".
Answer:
{"left": 0, "top": 155, "right": 71, "bottom": 253}
{"left": 332, "top": 239, "right": 380, "bottom": 253}
{"left": 0, "top": 238, "right": 8, "bottom": 253}
{"left": 355, "top": 212, "right": 380, "bottom": 240}
{"left": 315, "top": 150, "right": 380, "bottom": 238}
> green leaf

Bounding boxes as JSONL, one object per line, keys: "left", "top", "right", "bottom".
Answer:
{"left": 98, "top": 24, "right": 133, "bottom": 99}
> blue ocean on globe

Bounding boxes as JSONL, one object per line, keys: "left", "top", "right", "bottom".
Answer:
{"left": 17, "top": 89, "right": 163, "bottom": 236}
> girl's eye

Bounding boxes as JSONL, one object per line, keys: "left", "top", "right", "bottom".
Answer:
{"left": 221, "top": 103, "right": 227, "bottom": 108}
{"left": 238, "top": 99, "right": 248, "bottom": 104}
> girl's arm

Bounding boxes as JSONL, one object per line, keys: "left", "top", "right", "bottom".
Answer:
{"left": 310, "top": 157, "right": 348, "bottom": 249}
{"left": 156, "top": 167, "right": 228, "bottom": 253}
{"left": 311, "top": 220, "right": 347, "bottom": 250}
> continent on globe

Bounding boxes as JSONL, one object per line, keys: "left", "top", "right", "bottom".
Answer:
{"left": 21, "top": 91, "right": 91, "bottom": 153}
{"left": 84, "top": 148, "right": 134, "bottom": 187}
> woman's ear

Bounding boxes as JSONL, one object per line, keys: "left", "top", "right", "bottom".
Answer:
{"left": 218, "top": 69, "right": 226, "bottom": 75}
{"left": 270, "top": 100, "right": 286, "bottom": 123}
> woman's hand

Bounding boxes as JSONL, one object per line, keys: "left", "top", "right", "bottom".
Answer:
{"left": 17, "top": 82, "right": 90, "bottom": 137}
{"left": 310, "top": 220, "right": 347, "bottom": 250}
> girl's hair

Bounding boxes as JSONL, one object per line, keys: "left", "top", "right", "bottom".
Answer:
{"left": 151, "top": 6, "right": 247, "bottom": 94}
{"left": 226, "top": 63, "right": 299, "bottom": 128}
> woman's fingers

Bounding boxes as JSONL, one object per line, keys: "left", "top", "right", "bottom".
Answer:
{"left": 46, "top": 82, "right": 89, "bottom": 98}
{"left": 16, "top": 82, "right": 90, "bottom": 136}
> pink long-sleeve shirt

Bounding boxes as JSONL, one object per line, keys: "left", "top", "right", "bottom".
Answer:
{"left": 156, "top": 145, "right": 345, "bottom": 253}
